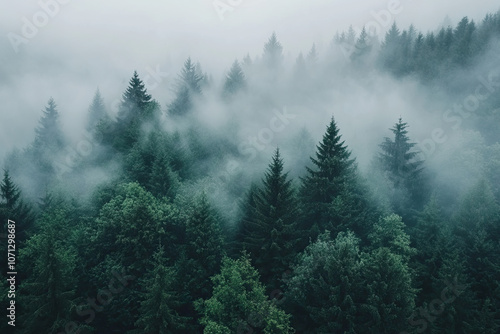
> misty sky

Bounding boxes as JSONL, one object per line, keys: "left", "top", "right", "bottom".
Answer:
{"left": 1, "top": 0, "right": 499, "bottom": 161}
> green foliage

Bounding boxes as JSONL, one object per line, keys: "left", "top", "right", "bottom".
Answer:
{"left": 168, "top": 57, "right": 203, "bottom": 116}
{"left": 368, "top": 214, "right": 416, "bottom": 262}
{"left": 0, "top": 169, "right": 34, "bottom": 242}
{"left": 132, "top": 246, "right": 187, "bottom": 333}
{"left": 286, "top": 231, "right": 364, "bottom": 333}
{"left": 113, "top": 71, "right": 158, "bottom": 151}
{"left": 197, "top": 254, "right": 293, "bottom": 334}
{"left": 92, "top": 182, "right": 180, "bottom": 271}
{"left": 183, "top": 193, "right": 225, "bottom": 300}
{"left": 362, "top": 247, "right": 416, "bottom": 333}
{"left": 242, "top": 149, "right": 299, "bottom": 290}
{"left": 377, "top": 118, "right": 426, "bottom": 221}
{"left": 300, "top": 117, "right": 374, "bottom": 241}
{"left": 19, "top": 209, "right": 77, "bottom": 333}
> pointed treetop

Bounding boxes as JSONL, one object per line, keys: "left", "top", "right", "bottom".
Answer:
{"left": 223, "top": 59, "right": 246, "bottom": 97}
{"left": 121, "top": 71, "right": 152, "bottom": 110}
{"left": 263, "top": 32, "right": 283, "bottom": 66}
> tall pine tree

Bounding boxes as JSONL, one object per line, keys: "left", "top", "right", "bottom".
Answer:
{"left": 300, "top": 117, "right": 372, "bottom": 241}
{"left": 242, "top": 148, "right": 299, "bottom": 291}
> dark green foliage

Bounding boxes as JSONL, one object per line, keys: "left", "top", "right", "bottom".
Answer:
{"left": 6, "top": 12, "right": 500, "bottom": 334}
{"left": 0, "top": 170, "right": 34, "bottom": 242}
{"left": 132, "top": 246, "right": 187, "bottom": 333}
{"left": 361, "top": 247, "right": 416, "bottom": 333}
{"left": 113, "top": 71, "right": 158, "bottom": 151}
{"left": 241, "top": 149, "right": 299, "bottom": 291}
{"left": 197, "top": 254, "right": 293, "bottom": 333}
{"left": 286, "top": 231, "right": 364, "bottom": 333}
{"left": 300, "top": 117, "right": 373, "bottom": 242}
{"left": 18, "top": 209, "right": 77, "bottom": 333}
{"left": 377, "top": 118, "right": 425, "bottom": 221}
{"left": 33, "top": 97, "right": 65, "bottom": 153}
{"left": 183, "top": 193, "right": 225, "bottom": 300}
{"left": 91, "top": 182, "right": 180, "bottom": 272}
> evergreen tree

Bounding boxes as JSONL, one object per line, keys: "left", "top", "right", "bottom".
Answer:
{"left": 368, "top": 214, "right": 416, "bottom": 263}
{"left": 86, "top": 88, "right": 107, "bottom": 131}
{"left": 196, "top": 254, "right": 293, "bottom": 333}
{"left": 454, "top": 180, "right": 500, "bottom": 307}
{"left": 361, "top": 247, "right": 417, "bottom": 333}
{"left": 19, "top": 209, "right": 77, "bottom": 333}
{"left": 300, "top": 117, "right": 371, "bottom": 241}
{"left": 148, "top": 152, "right": 179, "bottom": 199}
{"left": 168, "top": 57, "right": 202, "bottom": 116}
{"left": 233, "top": 183, "right": 258, "bottom": 256}
{"left": 351, "top": 27, "right": 373, "bottom": 61}
{"left": 113, "top": 71, "right": 157, "bottom": 151}
{"left": 0, "top": 170, "right": 34, "bottom": 243}
{"left": 285, "top": 231, "right": 364, "bottom": 333}
{"left": 222, "top": 60, "right": 246, "bottom": 99}
{"left": 132, "top": 246, "right": 187, "bottom": 333}
{"left": 242, "top": 149, "right": 299, "bottom": 291}
{"left": 183, "top": 193, "right": 225, "bottom": 300}
{"left": 411, "top": 196, "right": 446, "bottom": 303}
{"left": 378, "top": 117, "right": 425, "bottom": 220}
{"left": 262, "top": 32, "right": 284, "bottom": 68}
{"left": 33, "top": 98, "right": 65, "bottom": 152}
{"left": 306, "top": 43, "right": 318, "bottom": 66}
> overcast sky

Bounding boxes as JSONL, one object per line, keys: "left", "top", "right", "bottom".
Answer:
{"left": 1, "top": 0, "right": 499, "bottom": 160}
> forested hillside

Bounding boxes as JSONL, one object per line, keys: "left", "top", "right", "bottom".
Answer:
{"left": 1, "top": 11, "right": 500, "bottom": 333}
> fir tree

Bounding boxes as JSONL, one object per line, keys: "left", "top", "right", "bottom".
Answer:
{"left": 183, "top": 193, "right": 225, "bottom": 300}
{"left": 242, "top": 148, "right": 299, "bottom": 291}
{"left": 114, "top": 71, "right": 156, "bottom": 151}
{"left": 33, "top": 98, "right": 65, "bottom": 152}
{"left": 286, "top": 231, "right": 364, "bottom": 333}
{"left": 378, "top": 117, "right": 425, "bottom": 219}
{"left": 196, "top": 254, "right": 293, "bottom": 333}
{"left": 167, "top": 58, "right": 202, "bottom": 116}
{"left": 222, "top": 60, "right": 246, "bottom": 99}
{"left": 86, "top": 88, "right": 107, "bottom": 131}
{"left": 300, "top": 117, "right": 358, "bottom": 240}
{"left": 0, "top": 170, "right": 34, "bottom": 243}
{"left": 133, "top": 246, "right": 187, "bottom": 333}
{"left": 262, "top": 32, "right": 284, "bottom": 68}
{"left": 19, "top": 209, "right": 77, "bottom": 333}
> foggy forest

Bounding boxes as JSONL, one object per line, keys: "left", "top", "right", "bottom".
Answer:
{"left": 1, "top": 1, "right": 500, "bottom": 333}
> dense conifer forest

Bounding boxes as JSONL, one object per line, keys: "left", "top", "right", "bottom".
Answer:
{"left": 1, "top": 8, "right": 500, "bottom": 334}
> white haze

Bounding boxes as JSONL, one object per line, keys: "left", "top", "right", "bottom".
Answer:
{"left": 1, "top": 0, "right": 499, "bottom": 217}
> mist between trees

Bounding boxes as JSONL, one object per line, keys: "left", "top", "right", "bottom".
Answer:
{"left": 1, "top": 10, "right": 500, "bottom": 334}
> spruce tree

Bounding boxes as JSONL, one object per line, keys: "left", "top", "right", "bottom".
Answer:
{"left": 0, "top": 170, "right": 34, "bottom": 243}
{"left": 33, "top": 98, "right": 65, "bottom": 152}
{"left": 86, "top": 88, "right": 107, "bottom": 131}
{"left": 242, "top": 149, "right": 299, "bottom": 291}
{"left": 378, "top": 117, "right": 425, "bottom": 219}
{"left": 286, "top": 231, "right": 364, "bottom": 333}
{"left": 196, "top": 254, "right": 293, "bottom": 333}
{"left": 300, "top": 117, "right": 360, "bottom": 240}
{"left": 183, "top": 193, "right": 225, "bottom": 300}
{"left": 222, "top": 60, "right": 246, "bottom": 99}
{"left": 19, "top": 209, "right": 77, "bottom": 333}
{"left": 133, "top": 246, "right": 187, "bottom": 333}
{"left": 114, "top": 71, "right": 156, "bottom": 151}
{"left": 262, "top": 32, "right": 283, "bottom": 68}
{"left": 168, "top": 58, "right": 202, "bottom": 116}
